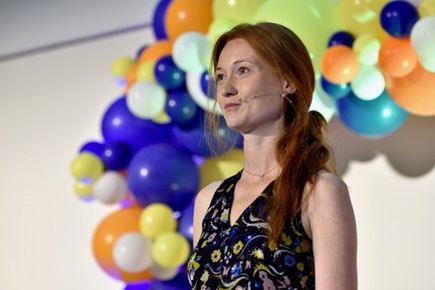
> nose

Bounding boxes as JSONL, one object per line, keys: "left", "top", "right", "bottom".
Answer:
{"left": 219, "top": 78, "right": 238, "bottom": 98}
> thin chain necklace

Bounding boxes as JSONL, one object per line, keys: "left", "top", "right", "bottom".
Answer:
{"left": 243, "top": 164, "right": 280, "bottom": 178}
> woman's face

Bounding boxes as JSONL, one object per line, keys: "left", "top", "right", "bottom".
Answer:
{"left": 215, "top": 38, "right": 287, "bottom": 134}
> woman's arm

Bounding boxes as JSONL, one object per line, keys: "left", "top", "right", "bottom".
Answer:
{"left": 307, "top": 172, "right": 358, "bottom": 290}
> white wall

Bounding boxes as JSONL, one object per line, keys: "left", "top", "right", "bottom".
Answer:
{"left": 1, "top": 2, "right": 435, "bottom": 290}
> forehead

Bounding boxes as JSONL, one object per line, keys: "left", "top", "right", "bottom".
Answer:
{"left": 217, "top": 38, "right": 261, "bottom": 67}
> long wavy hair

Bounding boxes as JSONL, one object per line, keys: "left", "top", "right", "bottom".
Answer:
{"left": 205, "top": 22, "right": 335, "bottom": 245}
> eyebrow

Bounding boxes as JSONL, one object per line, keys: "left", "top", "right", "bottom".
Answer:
{"left": 216, "top": 59, "right": 257, "bottom": 71}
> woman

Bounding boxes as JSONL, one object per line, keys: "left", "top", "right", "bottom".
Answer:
{"left": 187, "top": 22, "right": 357, "bottom": 290}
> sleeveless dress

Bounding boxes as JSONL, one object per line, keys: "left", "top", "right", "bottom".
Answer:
{"left": 187, "top": 169, "right": 315, "bottom": 290}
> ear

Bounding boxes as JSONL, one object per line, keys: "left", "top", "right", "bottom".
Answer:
{"left": 281, "top": 79, "right": 296, "bottom": 94}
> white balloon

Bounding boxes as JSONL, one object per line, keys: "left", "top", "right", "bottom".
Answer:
{"left": 173, "top": 32, "right": 211, "bottom": 73}
{"left": 311, "top": 74, "right": 336, "bottom": 121}
{"left": 351, "top": 65, "right": 385, "bottom": 100}
{"left": 149, "top": 263, "right": 178, "bottom": 281}
{"left": 411, "top": 16, "right": 435, "bottom": 72}
{"left": 113, "top": 232, "right": 153, "bottom": 273}
{"left": 126, "top": 81, "right": 167, "bottom": 119}
{"left": 186, "top": 71, "right": 222, "bottom": 115}
{"left": 93, "top": 171, "right": 127, "bottom": 204}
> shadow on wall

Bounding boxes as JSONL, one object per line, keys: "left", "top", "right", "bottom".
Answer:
{"left": 328, "top": 115, "right": 435, "bottom": 177}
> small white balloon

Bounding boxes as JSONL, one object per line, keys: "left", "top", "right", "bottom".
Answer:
{"left": 113, "top": 232, "right": 153, "bottom": 273}
{"left": 173, "top": 32, "right": 211, "bottom": 73}
{"left": 351, "top": 65, "right": 385, "bottom": 100}
{"left": 402, "top": 0, "right": 422, "bottom": 6}
{"left": 411, "top": 16, "right": 435, "bottom": 72}
{"left": 149, "top": 263, "right": 178, "bottom": 281}
{"left": 93, "top": 171, "right": 127, "bottom": 204}
{"left": 186, "top": 71, "right": 222, "bottom": 115}
{"left": 127, "top": 81, "right": 167, "bottom": 119}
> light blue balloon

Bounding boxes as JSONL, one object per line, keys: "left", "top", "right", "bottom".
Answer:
{"left": 336, "top": 90, "right": 408, "bottom": 138}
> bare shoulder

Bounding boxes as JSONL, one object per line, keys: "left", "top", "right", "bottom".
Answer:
{"left": 192, "top": 180, "right": 224, "bottom": 248}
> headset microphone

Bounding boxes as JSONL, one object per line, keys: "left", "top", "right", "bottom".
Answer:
{"left": 237, "top": 92, "right": 292, "bottom": 104}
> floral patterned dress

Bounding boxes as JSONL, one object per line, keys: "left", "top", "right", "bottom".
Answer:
{"left": 187, "top": 169, "right": 315, "bottom": 290}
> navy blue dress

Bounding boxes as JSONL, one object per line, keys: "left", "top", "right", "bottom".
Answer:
{"left": 187, "top": 169, "right": 315, "bottom": 289}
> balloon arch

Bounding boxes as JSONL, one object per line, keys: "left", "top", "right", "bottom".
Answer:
{"left": 70, "top": 0, "right": 435, "bottom": 289}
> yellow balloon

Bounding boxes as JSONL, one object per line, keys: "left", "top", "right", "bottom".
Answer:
{"left": 152, "top": 110, "right": 171, "bottom": 124}
{"left": 339, "top": 0, "right": 389, "bottom": 36}
{"left": 136, "top": 61, "right": 155, "bottom": 81}
{"left": 419, "top": 0, "right": 435, "bottom": 17}
{"left": 139, "top": 203, "right": 177, "bottom": 239}
{"left": 73, "top": 181, "right": 93, "bottom": 199}
{"left": 213, "top": 0, "right": 266, "bottom": 22}
{"left": 151, "top": 232, "right": 190, "bottom": 268}
{"left": 255, "top": 0, "right": 342, "bottom": 74}
{"left": 70, "top": 153, "right": 104, "bottom": 181}
{"left": 200, "top": 149, "right": 244, "bottom": 188}
{"left": 111, "top": 56, "right": 135, "bottom": 77}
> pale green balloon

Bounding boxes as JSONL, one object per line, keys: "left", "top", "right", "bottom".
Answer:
{"left": 351, "top": 65, "right": 385, "bottom": 101}
{"left": 213, "top": 0, "right": 266, "bottom": 22}
{"left": 207, "top": 17, "right": 239, "bottom": 44}
{"left": 126, "top": 81, "right": 167, "bottom": 119}
{"left": 173, "top": 32, "right": 211, "bottom": 73}
{"left": 353, "top": 33, "right": 381, "bottom": 66}
{"left": 411, "top": 16, "right": 435, "bottom": 72}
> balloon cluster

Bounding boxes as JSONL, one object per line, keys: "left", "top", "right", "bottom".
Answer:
{"left": 320, "top": 0, "right": 435, "bottom": 137}
{"left": 70, "top": 0, "right": 435, "bottom": 288}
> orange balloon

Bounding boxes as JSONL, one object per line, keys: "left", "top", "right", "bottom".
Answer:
{"left": 126, "top": 63, "right": 139, "bottom": 88}
{"left": 320, "top": 45, "right": 359, "bottom": 83}
{"left": 387, "top": 63, "right": 435, "bottom": 116}
{"left": 378, "top": 37, "right": 418, "bottom": 78}
{"left": 139, "top": 40, "right": 173, "bottom": 63}
{"left": 165, "top": 0, "right": 213, "bottom": 39}
{"left": 92, "top": 207, "right": 153, "bottom": 282}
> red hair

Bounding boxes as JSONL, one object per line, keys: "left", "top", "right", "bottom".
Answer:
{"left": 206, "top": 22, "right": 335, "bottom": 244}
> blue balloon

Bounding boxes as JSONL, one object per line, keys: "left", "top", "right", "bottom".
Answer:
{"left": 101, "top": 141, "right": 131, "bottom": 170}
{"left": 380, "top": 0, "right": 419, "bottom": 37}
{"left": 165, "top": 89, "right": 199, "bottom": 126}
{"left": 152, "top": 0, "right": 171, "bottom": 40}
{"left": 125, "top": 281, "right": 151, "bottom": 290}
{"left": 178, "top": 200, "right": 194, "bottom": 241}
{"left": 148, "top": 272, "right": 191, "bottom": 290}
{"left": 321, "top": 76, "right": 351, "bottom": 99}
{"left": 127, "top": 143, "right": 199, "bottom": 211}
{"left": 101, "top": 96, "right": 174, "bottom": 153}
{"left": 79, "top": 141, "right": 104, "bottom": 158}
{"left": 200, "top": 70, "right": 215, "bottom": 97}
{"left": 154, "top": 56, "right": 186, "bottom": 90}
{"left": 336, "top": 90, "right": 408, "bottom": 138}
{"left": 328, "top": 31, "right": 355, "bottom": 47}
{"left": 172, "top": 115, "right": 242, "bottom": 157}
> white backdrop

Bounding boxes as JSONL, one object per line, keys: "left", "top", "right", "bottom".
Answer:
{"left": 1, "top": 1, "right": 435, "bottom": 290}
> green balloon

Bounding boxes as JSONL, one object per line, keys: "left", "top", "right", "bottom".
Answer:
{"left": 254, "top": 0, "right": 342, "bottom": 72}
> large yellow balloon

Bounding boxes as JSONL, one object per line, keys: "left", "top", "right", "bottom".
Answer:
{"left": 213, "top": 0, "right": 266, "bottom": 22}
{"left": 139, "top": 203, "right": 177, "bottom": 239}
{"left": 419, "top": 0, "right": 435, "bottom": 17}
{"left": 70, "top": 153, "right": 104, "bottom": 181}
{"left": 200, "top": 149, "right": 244, "bottom": 188}
{"left": 151, "top": 232, "right": 190, "bottom": 268}
{"left": 339, "top": 0, "right": 389, "bottom": 36}
{"left": 255, "top": 0, "right": 342, "bottom": 72}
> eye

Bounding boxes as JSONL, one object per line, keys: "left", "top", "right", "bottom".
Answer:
{"left": 237, "top": 67, "right": 250, "bottom": 75}
{"left": 215, "top": 73, "right": 225, "bottom": 82}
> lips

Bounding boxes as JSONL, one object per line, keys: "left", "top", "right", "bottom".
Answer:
{"left": 224, "top": 103, "right": 241, "bottom": 110}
